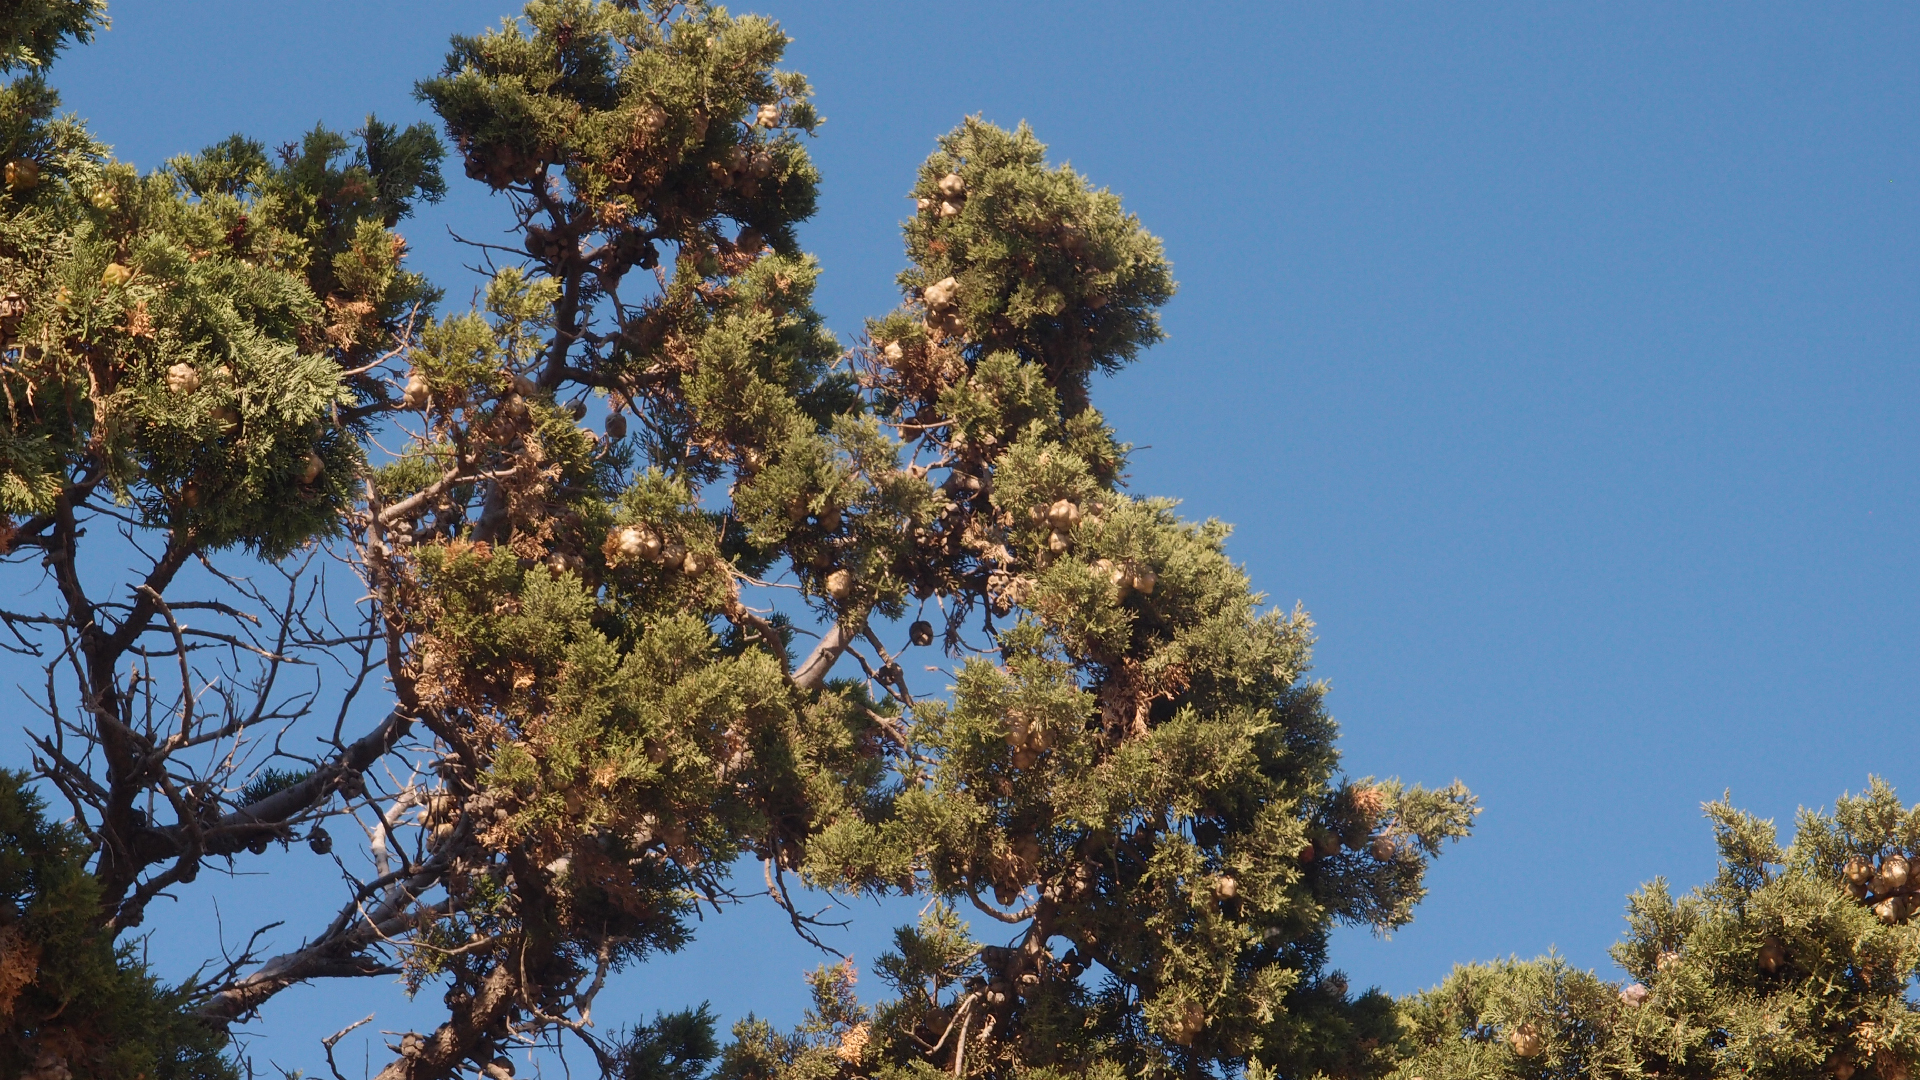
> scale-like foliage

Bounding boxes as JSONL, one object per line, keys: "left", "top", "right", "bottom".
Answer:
{"left": 0, "top": 79, "right": 438, "bottom": 553}
{"left": 0, "top": 772, "right": 232, "bottom": 1080}
{"left": 702, "top": 119, "right": 1477, "bottom": 1080}
{"left": 1, "top": 5, "right": 1476, "bottom": 1079}
{"left": 1395, "top": 782, "right": 1920, "bottom": 1080}
{"left": 0, "top": 0, "right": 106, "bottom": 73}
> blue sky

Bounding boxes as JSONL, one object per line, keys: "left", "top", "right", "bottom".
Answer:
{"left": 19, "top": 0, "right": 1920, "bottom": 1071}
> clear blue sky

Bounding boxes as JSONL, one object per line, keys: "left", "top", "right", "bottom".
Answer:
{"left": 21, "top": 0, "right": 1920, "bottom": 1070}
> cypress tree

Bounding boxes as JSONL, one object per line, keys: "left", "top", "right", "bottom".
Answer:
{"left": 0, "top": 771, "right": 232, "bottom": 1080}
{"left": 1394, "top": 781, "right": 1920, "bottom": 1080}
{"left": 709, "top": 117, "right": 1478, "bottom": 1080}
{"left": 0, "top": 3, "right": 1476, "bottom": 1077}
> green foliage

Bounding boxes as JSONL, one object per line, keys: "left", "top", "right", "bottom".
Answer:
{"left": 356, "top": 85, "right": 1475, "bottom": 1074}
{"left": 238, "top": 767, "right": 313, "bottom": 808}
{"left": 0, "top": 92, "right": 443, "bottom": 551}
{"left": 739, "top": 119, "right": 1477, "bottom": 1080}
{"left": 1392, "top": 955, "right": 1634, "bottom": 1080}
{"left": 1394, "top": 782, "right": 1920, "bottom": 1080}
{"left": 613, "top": 1005, "right": 724, "bottom": 1080}
{"left": 0, "top": 5, "right": 1479, "bottom": 1078}
{"left": 0, "top": 0, "right": 106, "bottom": 72}
{"left": 898, "top": 118, "right": 1176, "bottom": 412}
{"left": 164, "top": 117, "right": 446, "bottom": 356}
{"left": 360, "top": 117, "right": 452, "bottom": 225}
{"left": 714, "top": 961, "right": 875, "bottom": 1080}
{"left": 0, "top": 771, "right": 233, "bottom": 1080}
{"left": 395, "top": 533, "right": 894, "bottom": 1019}
{"left": 419, "top": 0, "right": 819, "bottom": 247}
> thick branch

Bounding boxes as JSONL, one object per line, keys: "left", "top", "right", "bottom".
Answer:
{"left": 792, "top": 615, "right": 865, "bottom": 692}
{"left": 373, "top": 961, "right": 518, "bottom": 1080}
{"left": 193, "top": 865, "right": 449, "bottom": 1023}
{"left": 148, "top": 708, "right": 412, "bottom": 862}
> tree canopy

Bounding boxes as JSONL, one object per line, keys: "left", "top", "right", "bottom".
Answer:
{"left": 1395, "top": 781, "right": 1920, "bottom": 1080}
{"left": 21, "top": 5, "right": 1909, "bottom": 1080}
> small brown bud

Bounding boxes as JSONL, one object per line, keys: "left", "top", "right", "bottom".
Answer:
{"left": 1508, "top": 1023, "right": 1544, "bottom": 1058}
{"left": 755, "top": 103, "right": 781, "bottom": 127}
{"left": 605, "top": 412, "right": 628, "bottom": 440}
{"left": 909, "top": 619, "right": 934, "bottom": 647}
{"left": 825, "top": 569, "right": 853, "bottom": 600}
{"left": 937, "top": 172, "right": 966, "bottom": 199}
{"left": 300, "top": 450, "right": 325, "bottom": 485}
